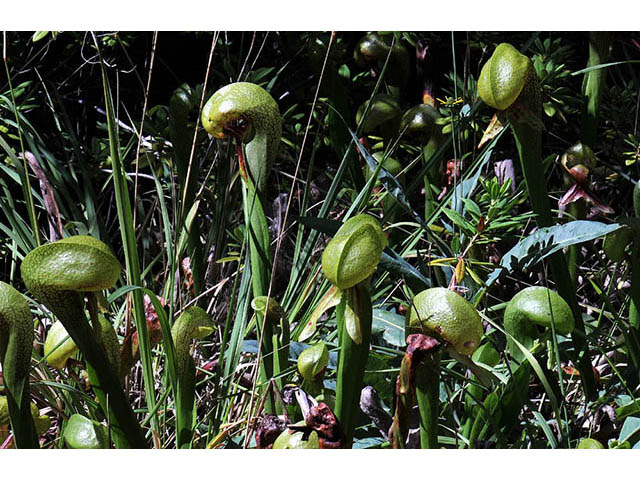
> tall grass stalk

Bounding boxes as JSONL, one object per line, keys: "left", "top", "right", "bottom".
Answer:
{"left": 94, "top": 33, "right": 158, "bottom": 446}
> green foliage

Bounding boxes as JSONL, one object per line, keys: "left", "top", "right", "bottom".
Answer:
{"left": 0, "top": 30, "right": 639, "bottom": 450}
{"left": 530, "top": 37, "right": 579, "bottom": 122}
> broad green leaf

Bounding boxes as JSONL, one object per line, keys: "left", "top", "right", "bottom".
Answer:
{"left": 619, "top": 417, "right": 640, "bottom": 448}
{"left": 616, "top": 395, "right": 640, "bottom": 420}
{"left": 487, "top": 221, "right": 623, "bottom": 285}
{"left": 371, "top": 308, "right": 405, "bottom": 347}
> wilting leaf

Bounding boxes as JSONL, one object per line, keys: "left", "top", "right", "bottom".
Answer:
{"left": 478, "top": 112, "right": 506, "bottom": 149}
{"left": 299, "top": 286, "right": 342, "bottom": 341}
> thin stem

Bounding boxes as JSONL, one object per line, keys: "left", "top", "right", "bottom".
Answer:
{"left": 0, "top": 282, "right": 38, "bottom": 448}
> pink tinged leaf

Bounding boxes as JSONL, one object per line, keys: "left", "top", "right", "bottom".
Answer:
{"left": 559, "top": 183, "right": 614, "bottom": 215}
{"left": 22, "top": 151, "right": 63, "bottom": 241}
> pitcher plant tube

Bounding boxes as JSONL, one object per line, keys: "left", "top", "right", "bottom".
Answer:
{"left": 201, "top": 82, "right": 282, "bottom": 413}
{"left": 611, "top": 192, "right": 640, "bottom": 386}
{"left": 354, "top": 33, "right": 410, "bottom": 98}
{"left": 398, "top": 103, "right": 442, "bottom": 222}
{"left": 0, "top": 282, "right": 39, "bottom": 448}
{"left": 171, "top": 306, "right": 213, "bottom": 448}
{"left": 478, "top": 42, "right": 596, "bottom": 400}
{"left": 321, "top": 214, "right": 387, "bottom": 447}
{"left": 0, "top": 395, "right": 50, "bottom": 448}
{"left": 20, "top": 235, "right": 148, "bottom": 448}
{"left": 394, "top": 287, "right": 483, "bottom": 449}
